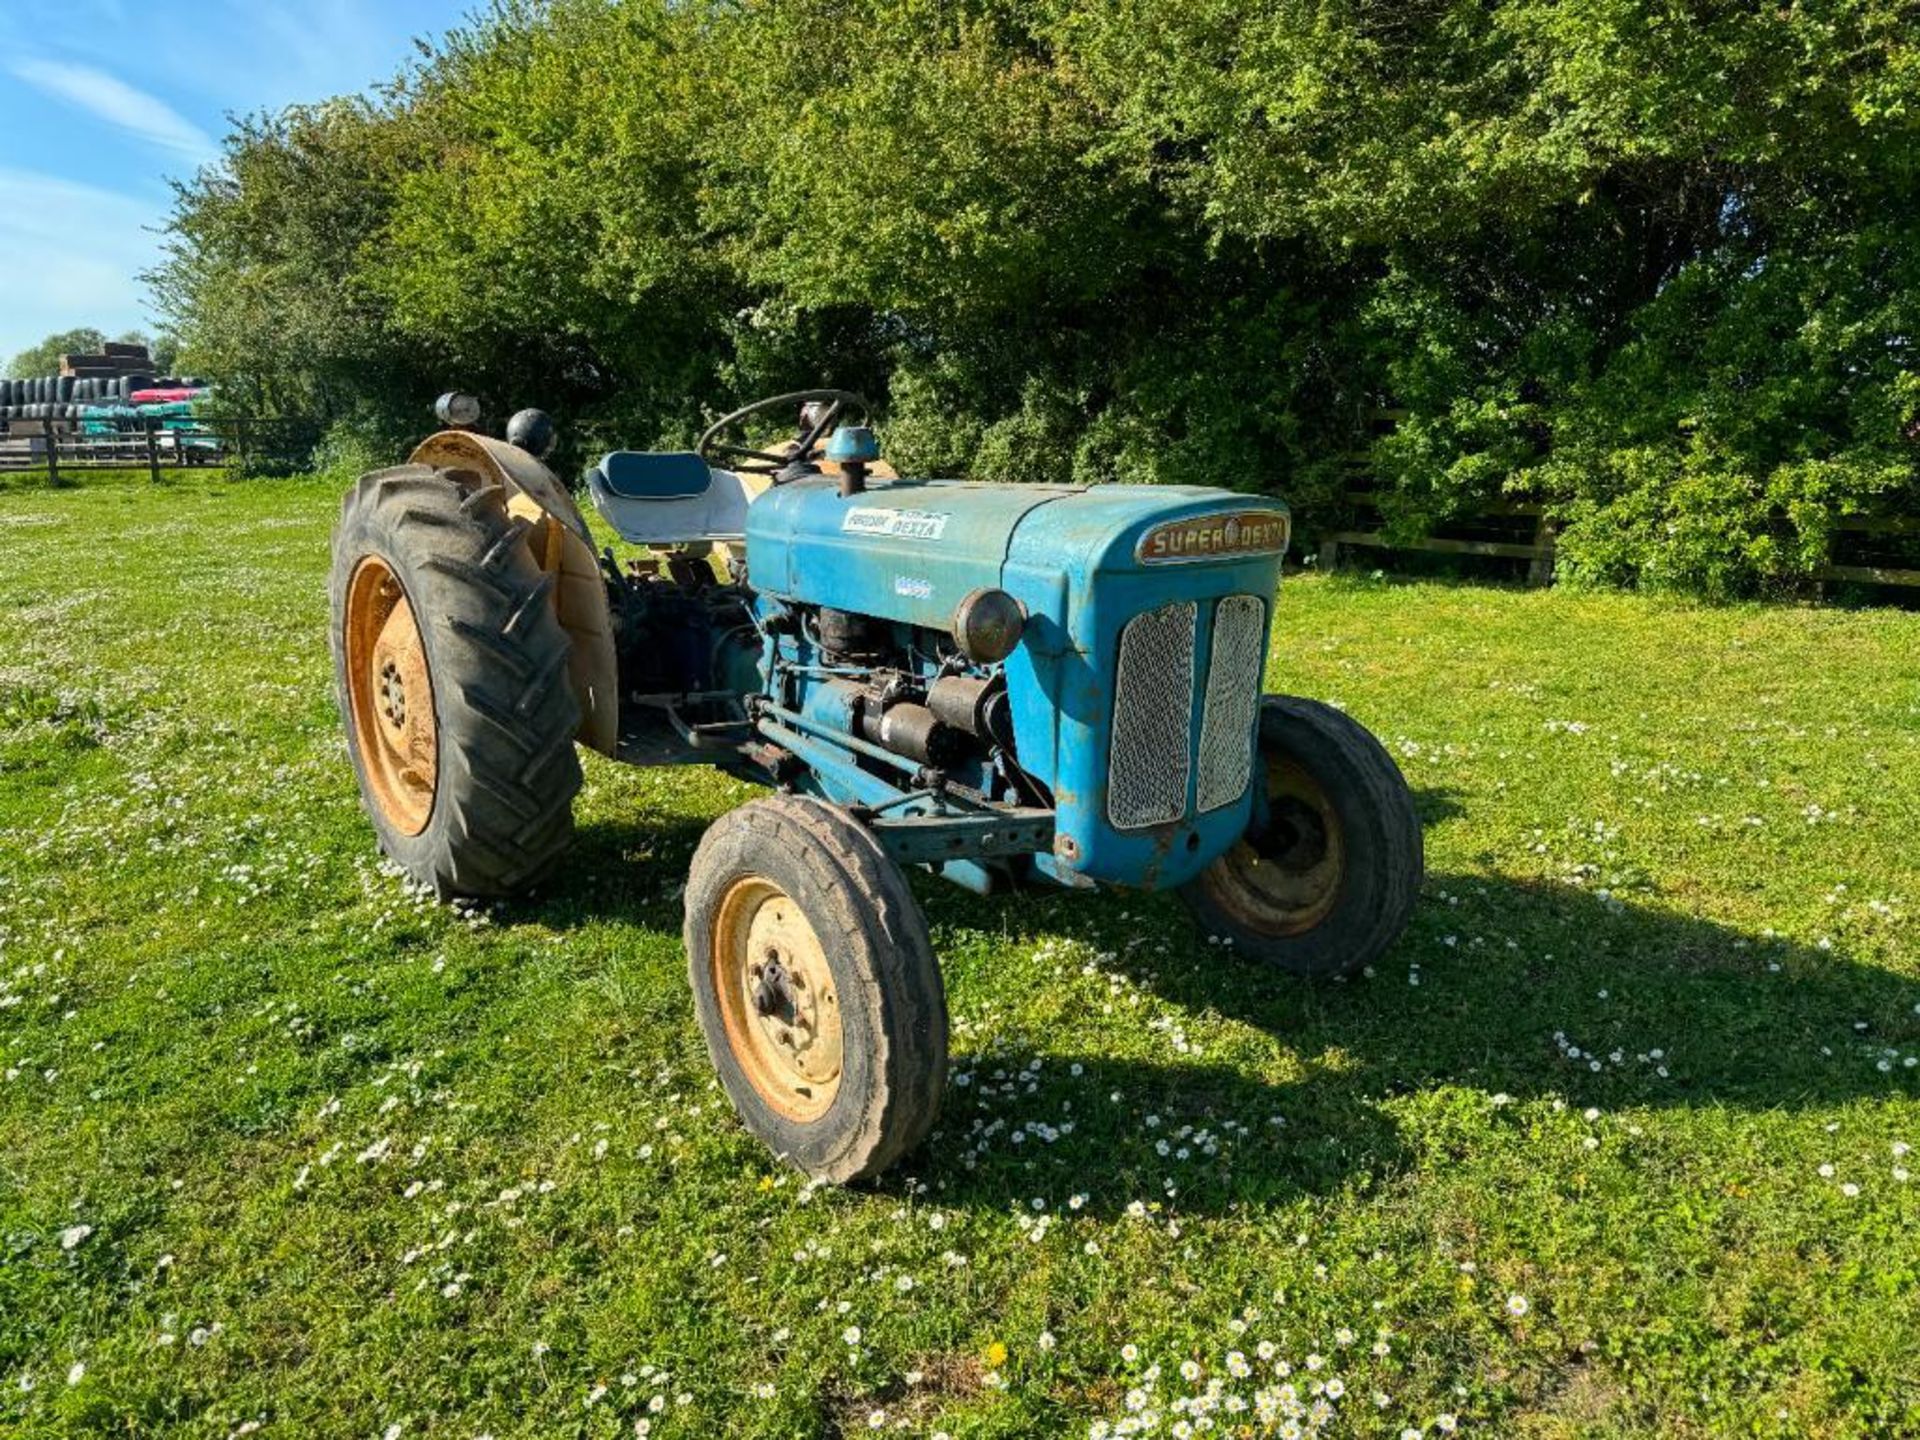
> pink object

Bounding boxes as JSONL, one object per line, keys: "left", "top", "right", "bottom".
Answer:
{"left": 131, "top": 387, "right": 206, "bottom": 405}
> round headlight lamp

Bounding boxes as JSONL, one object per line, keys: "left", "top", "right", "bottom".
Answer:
{"left": 434, "top": 391, "right": 482, "bottom": 428}
{"left": 506, "top": 407, "right": 556, "bottom": 458}
{"left": 952, "top": 587, "right": 1026, "bottom": 663}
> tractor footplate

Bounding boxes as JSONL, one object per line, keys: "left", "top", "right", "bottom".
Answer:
{"left": 867, "top": 809, "right": 1054, "bottom": 866}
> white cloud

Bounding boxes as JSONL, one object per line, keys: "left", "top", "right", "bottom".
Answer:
{"left": 0, "top": 168, "right": 165, "bottom": 366}
{"left": 101, "top": 1, "right": 449, "bottom": 116}
{"left": 9, "top": 58, "right": 216, "bottom": 163}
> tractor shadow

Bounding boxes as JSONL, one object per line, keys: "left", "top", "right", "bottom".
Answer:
{"left": 902, "top": 1047, "right": 1408, "bottom": 1218}
{"left": 517, "top": 812, "right": 710, "bottom": 933}
{"left": 1409, "top": 784, "right": 1466, "bottom": 823}
{"left": 516, "top": 807, "right": 1415, "bottom": 1216}
{"left": 516, "top": 799, "right": 1917, "bottom": 1218}
{"left": 907, "top": 869, "right": 1920, "bottom": 1216}
{"left": 530, "top": 782, "right": 1464, "bottom": 935}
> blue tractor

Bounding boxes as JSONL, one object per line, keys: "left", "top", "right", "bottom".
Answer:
{"left": 330, "top": 390, "right": 1422, "bottom": 1180}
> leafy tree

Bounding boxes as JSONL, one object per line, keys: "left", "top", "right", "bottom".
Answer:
{"left": 8, "top": 327, "right": 180, "bottom": 378}
{"left": 149, "top": 94, "right": 444, "bottom": 423}
{"left": 113, "top": 330, "right": 181, "bottom": 374}
{"left": 149, "top": 0, "right": 1920, "bottom": 595}
{"left": 8, "top": 328, "right": 106, "bottom": 378}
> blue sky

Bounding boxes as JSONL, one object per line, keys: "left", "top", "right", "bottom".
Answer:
{"left": 0, "top": 1, "right": 476, "bottom": 369}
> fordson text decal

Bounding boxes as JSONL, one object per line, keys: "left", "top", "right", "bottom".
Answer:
{"left": 842, "top": 507, "right": 950, "bottom": 541}
{"left": 1137, "top": 509, "right": 1291, "bottom": 565}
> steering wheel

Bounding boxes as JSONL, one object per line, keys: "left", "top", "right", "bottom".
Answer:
{"left": 697, "top": 388, "right": 871, "bottom": 477}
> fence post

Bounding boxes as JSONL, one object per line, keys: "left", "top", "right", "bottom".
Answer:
{"left": 145, "top": 419, "right": 162, "bottom": 484}
{"left": 233, "top": 416, "right": 249, "bottom": 471}
{"left": 45, "top": 425, "right": 60, "bottom": 485}
{"left": 1527, "top": 514, "right": 1557, "bottom": 587}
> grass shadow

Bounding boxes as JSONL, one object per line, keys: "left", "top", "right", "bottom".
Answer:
{"left": 903, "top": 1048, "right": 1408, "bottom": 1217}
{"left": 510, "top": 805, "right": 1917, "bottom": 1216}
{"left": 904, "top": 869, "right": 1918, "bottom": 1213}
{"left": 923, "top": 868, "right": 1920, "bottom": 1114}
{"left": 1410, "top": 784, "right": 1466, "bottom": 823}
{"left": 513, "top": 813, "right": 710, "bottom": 933}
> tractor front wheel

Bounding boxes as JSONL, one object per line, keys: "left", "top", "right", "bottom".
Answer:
{"left": 684, "top": 796, "right": 947, "bottom": 1182}
{"left": 1180, "top": 695, "right": 1422, "bottom": 977}
{"left": 330, "top": 464, "right": 582, "bottom": 899}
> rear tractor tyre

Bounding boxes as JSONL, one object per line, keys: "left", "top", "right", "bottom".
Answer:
{"left": 329, "top": 463, "right": 582, "bottom": 899}
{"left": 684, "top": 796, "right": 947, "bottom": 1183}
{"left": 1180, "top": 695, "right": 1422, "bottom": 977}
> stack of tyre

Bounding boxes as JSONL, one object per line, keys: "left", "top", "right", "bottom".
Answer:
{"left": 126, "top": 383, "right": 217, "bottom": 447}
{"left": 1, "top": 373, "right": 210, "bottom": 428}
{"left": 3, "top": 375, "right": 74, "bottom": 424}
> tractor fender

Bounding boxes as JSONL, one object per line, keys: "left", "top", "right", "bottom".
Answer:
{"left": 409, "top": 429, "right": 619, "bottom": 756}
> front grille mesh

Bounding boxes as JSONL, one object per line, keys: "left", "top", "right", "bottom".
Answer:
{"left": 1197, "top": 595, "right": 1267, "bottom": 812}
{"left": 1108, "top": 601, "right": 1197, "bottom": 830}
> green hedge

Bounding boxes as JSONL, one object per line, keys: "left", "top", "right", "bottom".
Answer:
{"left": 152, "top": 0, "right": 1920, "bottom": 597}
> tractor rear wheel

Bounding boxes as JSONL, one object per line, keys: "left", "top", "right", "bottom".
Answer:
{"left": 684, "top": 796, "right": 947, "bottom": 1182}
{"left": 330, "top": 463, "right": 581, "bottom": 899}
{"left": 1180, "top": 695, "right": 1422, "bottom": 977}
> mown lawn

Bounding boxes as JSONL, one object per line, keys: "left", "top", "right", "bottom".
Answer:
{"left": 2, "top": 469, "right": 1917, "bottom": 1440}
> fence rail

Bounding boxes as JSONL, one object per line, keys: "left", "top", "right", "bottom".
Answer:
{"left": 1318, "top": 489, "right": 1920, "bottom": 591}
{"left": 1318, "top": 490, "right": 1559, "bottom": 586}
{"left": 0, "top": 415, "right": 320, "bottom": 480}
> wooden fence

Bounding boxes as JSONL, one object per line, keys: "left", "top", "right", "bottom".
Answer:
{"left": 1319, "top": 494, "right": 1558, "bottom": 586}
{"left": 1316, "top": 405, "right": 1919, "bottom": 593}
{"left": 1317, "top": 491, "right": 1919, "bottom": 592}
{"left": 0, "top": 415, "right": 321, "bottom": 481}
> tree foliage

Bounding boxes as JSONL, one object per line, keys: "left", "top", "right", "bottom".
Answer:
{"left": 152, "top": 0, "right": 1920, "bottom": 596}
{"left": 8, "top": 328, "right": 106, "bottom": 378}
{"left": 7, "top": 328, "right": 178, "bottom": 377}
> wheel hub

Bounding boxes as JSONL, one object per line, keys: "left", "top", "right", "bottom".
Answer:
{"left": 1259, "top": 795, "right": 1330, "bottom": 872}
{"left": 748, "top": 941, "right": 830, "bottom": 1080}
{"left": 713, "top": 879, "right": 843, "bottom": 1122}
{"left": 379, "top": 658, "right": 408, "bottom": 727}
{"left": 1208, "top": 756, "right": 1346, "bottom": 937}
{"left": 751, "top": 952, "right": 797, "bottom": 1018}
{"left": 343, "top": 557, "right": 439, "bottom": 837}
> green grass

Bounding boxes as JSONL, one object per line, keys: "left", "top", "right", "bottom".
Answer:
{"left": 2, "top": 468, "right": 1917, "bottom": 1439}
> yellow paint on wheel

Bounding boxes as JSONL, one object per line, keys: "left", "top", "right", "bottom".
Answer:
{"left": 711, "top": 876, "right": 844, "bottom": 1123}
{"left": 343, "top": 555, "right": 438, "bottom": 836}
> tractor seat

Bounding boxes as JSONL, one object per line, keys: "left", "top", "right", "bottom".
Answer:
{"left": 586, "top": 450, "right": 758, "bottom": 545}
{"left": 596, "top": 450, "right": 712, "bottom": 500}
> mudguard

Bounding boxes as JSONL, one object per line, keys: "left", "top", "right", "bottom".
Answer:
{"left": 409, "top": 430, "right": 619, "bottom": 756}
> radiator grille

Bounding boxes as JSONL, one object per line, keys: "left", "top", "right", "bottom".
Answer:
{"left": 1197, "top": 595, "right": 1267, "bottom": 812}
{"left": 1108, "top": 601, "right": 1197, "bottom": 830}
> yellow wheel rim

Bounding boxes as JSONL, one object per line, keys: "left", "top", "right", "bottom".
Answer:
{"left": 712, "top": 876, "right": 844, "bottom": 1122}
{"left": 343, "top": 556, "right": 438, "bottom": 837}
{"left": 1203, "top": 754, "right": 1346, "bottom": 937}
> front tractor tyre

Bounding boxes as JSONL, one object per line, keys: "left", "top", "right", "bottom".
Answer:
{"left": 1181, "top": 695, "right": 1422, "bottom": 977}
{"left": 330, "top": 464, "right": 582, "bottom": 899}
{"left": 685, "top": 796, "right": 948, "bottom": 1183}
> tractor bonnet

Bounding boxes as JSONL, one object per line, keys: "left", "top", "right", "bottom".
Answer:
{"left": 747, "top": 476, "right": 1291, "bottom": 889}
